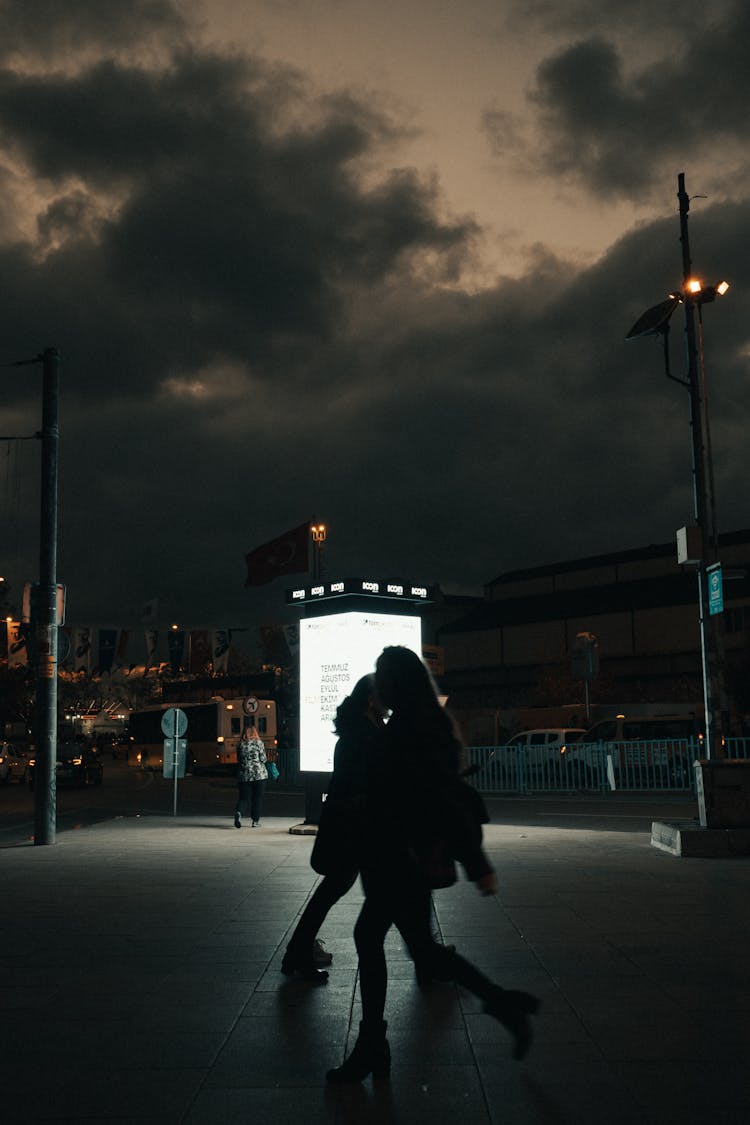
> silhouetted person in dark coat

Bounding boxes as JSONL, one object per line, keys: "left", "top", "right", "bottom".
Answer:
{"left": 326, "top": 646, "right": 540, "bottom": 1084}
{"left": 281, "top": 675, "right": 384, "bottom": 980}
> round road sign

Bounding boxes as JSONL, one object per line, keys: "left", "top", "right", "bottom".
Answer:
{"left": 161, "top": 707, "right": 188, "bottom": 737}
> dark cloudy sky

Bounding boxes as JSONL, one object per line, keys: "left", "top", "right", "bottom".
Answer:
{"left": 0, "top": 0, "right": 748, "bottom": 631}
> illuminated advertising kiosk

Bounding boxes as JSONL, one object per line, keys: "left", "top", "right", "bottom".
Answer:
{"left": 286, "top": 578, "right": 433, "bottom": 826}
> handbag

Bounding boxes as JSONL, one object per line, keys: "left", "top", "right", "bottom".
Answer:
{"left": 450, "top": 776, "right": 490, "bottom": 825}
{"left": 310, "top": 799, "right": 357, "bottom": 876}
{"left": 416, "top": 838, "right": 457, "bottom": 889}
{"left": 413, "top": 777, "right": 489, "bottom": 889}
{"left": 267, "top": 760, "right": 280, "bottom": 781}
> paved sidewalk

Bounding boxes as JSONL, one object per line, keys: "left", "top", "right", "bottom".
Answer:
{"left": 2, "top": 811, "right": 749, "bottom": 1124}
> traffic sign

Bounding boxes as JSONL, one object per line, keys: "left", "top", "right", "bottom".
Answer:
{"left": 708, "top": 563, "right": 724, "bottom": 616}
{"left": 161, "top": 707, "right": 188, "bottom": 737}
{"left": 243, "top": 696, "right": 259, "bottom": 715}
{"left": 571, "top": 631, "right": 599, "bottom": 681}
{"left": 163, "top": 738, "right": 187, "bottom": 779}
{"left": 161, "top": 708, "right": 189, "bottom": 814}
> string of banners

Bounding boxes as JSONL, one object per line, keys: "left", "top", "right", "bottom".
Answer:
{"left": 4, "top": 624, "right": 233, "bottom": 675}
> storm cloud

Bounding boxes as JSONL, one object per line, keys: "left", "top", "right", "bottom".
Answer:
{"left": 0, "top": 0, "right": 748, "bottom": 634}
{"left": 504, "top": 0, "right": 750, "bottom": 200}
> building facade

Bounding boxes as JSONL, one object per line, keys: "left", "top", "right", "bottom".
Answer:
{"left": 438, "top": 530, "right": 750, "bottom": 743}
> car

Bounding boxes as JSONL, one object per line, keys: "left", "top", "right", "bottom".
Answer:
{"left": 564, "top": 714, "right": 703, "bottom": 787}
{"left": 0, "top": 742, "right": 29, "bottom": 784}
{"left": 494, "top": 728, "right": 587, "bottom": 785}
{"left": 505, "top": 728, "right": 586, "bottom": 759}
{"left": 27, "top": 742, "right": 104, "bottom": 790}
{"left": 575, "top": 715, "right": 702, "bottom": 744}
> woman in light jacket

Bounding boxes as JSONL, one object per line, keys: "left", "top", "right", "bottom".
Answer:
{"left": 234, "top": 722, "right": 268, "bottom": 828}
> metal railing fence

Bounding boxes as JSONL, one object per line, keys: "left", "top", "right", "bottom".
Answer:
{"left": 466, "top": 738, "right": 750, "bottom": 794}
{"left": 274, "top": 739, "right": 750, "bottom": 794}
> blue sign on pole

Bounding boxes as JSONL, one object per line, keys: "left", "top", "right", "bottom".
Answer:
{"left": 707, "top": 563, "right": 724, "bottom": 616}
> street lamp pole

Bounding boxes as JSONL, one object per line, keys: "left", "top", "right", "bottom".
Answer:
{"left": 677, "top": 175, "right": 722, "bottom": 760}
{"left": 678, "top": 175, "right": 711, "bottom": 544}
{"left": 627, "top": 176, "right": 730, "bottom": 760}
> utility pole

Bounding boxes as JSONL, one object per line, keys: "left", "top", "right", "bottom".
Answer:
{"left": 677, "top": 176, "right": 724, "bottom": 759}
{"left": 628, "top": 178, "right": 730, "bottom": 760}
{"left": 34, "top": 347, "right": 60, "bottom": 844}
{"left": 677, "top": 176, "right": 711, "bottom": 547}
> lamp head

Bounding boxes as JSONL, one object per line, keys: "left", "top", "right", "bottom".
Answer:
{"left": 684, "top": 278, "right": 730, "bottom": 305}
{"left": 627, "top": 279, "right": 729, "bottom": 341}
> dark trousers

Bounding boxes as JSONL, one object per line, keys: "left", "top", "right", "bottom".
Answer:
{"left": 355, "top": 859, "right": 495, "bottom": 1026}
{"left": 236, "top": 779, "right": 265, "bottom": 822}
{"left": 287, "top": 864, "right": 359, "bottom": 954}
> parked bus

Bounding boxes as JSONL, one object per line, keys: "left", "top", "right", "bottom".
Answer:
{"left": 127, "top": 697, "right": 278, "bottom": 773}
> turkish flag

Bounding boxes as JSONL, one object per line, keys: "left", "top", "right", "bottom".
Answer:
{"left": 244, "top": 522, "right": 311, "bottom": 586}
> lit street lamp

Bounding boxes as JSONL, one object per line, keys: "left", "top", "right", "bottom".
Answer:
{"left": 311, "top": 523, "right": 326, "bottom": 581}
{"left": 626, "top": 173, "right": 729, "bottom": 758}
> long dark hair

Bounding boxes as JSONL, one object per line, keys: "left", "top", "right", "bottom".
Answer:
{"left": 375, "top": 646, "right": 441, "bottom": 714}
{"left": 333, "top": 674, "right": 374, "bottom": 735}
{"left": 375, "top": 646, "right": 461, "bottom": 770}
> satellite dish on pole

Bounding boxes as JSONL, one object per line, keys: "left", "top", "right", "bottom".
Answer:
{"left": 626, "top": 296, "right": 680, "bottom": 340}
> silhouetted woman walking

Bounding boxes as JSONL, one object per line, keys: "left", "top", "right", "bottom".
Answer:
{"left": 281, "top": 674, "right": 384, "bottom": 979}
{"left": 326, "top": 646, "right": 539, "bottom": 1084}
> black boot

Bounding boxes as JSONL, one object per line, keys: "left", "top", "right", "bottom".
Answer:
{"left": 326, "top": 1020, "right": 390, "bottom": 1084}
{"left": 415, "top": 943, "right": 456, "bottom": 986}
{"left": 483, "top": 986, "right": 540, "bottom": 1060}
{"left": 280, "top": 947, "right": 329, "bottom": 983}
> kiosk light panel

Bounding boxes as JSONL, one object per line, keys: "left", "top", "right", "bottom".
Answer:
{"left": 300, "top": 610, "right": 422, "bottom": 772}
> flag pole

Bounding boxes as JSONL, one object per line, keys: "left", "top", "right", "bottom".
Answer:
{"left": 311, "top": 522, "right": 326, "bottom": 581}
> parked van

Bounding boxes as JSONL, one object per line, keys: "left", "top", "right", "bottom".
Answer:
{"left": 575, "top": 715, "right": 702, "bottom": 744}
{"left": 564, "top": 714, "right": 703, "bottom": 787}
{"left": 505, "top": 728, "right": 586, "bottom": 759}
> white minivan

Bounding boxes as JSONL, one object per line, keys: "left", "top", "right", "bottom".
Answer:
{"left": 505, "top": 728, "right": 586, "bottom": 762}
